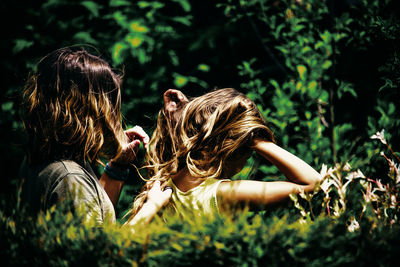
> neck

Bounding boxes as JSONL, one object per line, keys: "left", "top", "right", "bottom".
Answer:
{"left": 171, "top": 167, "right": 204, "bottom": 192}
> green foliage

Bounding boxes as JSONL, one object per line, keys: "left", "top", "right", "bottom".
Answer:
{"left": 2, "top": 153, "right": 400, "bottom": 266}
{"left": 2, "top": 136, "right": 400, "bottom": 265}
{"left": 217, "top": 0, "right": 399, "bottom": 182}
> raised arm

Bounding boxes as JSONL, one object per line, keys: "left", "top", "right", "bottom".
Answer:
{"left": 100, "top": 126, "right": 150, "bottom": 207}
{"left": 217, "top": 139, "right": 321, "bottom": 207}
{"left": 253, "top": 139, "right": 321, "bottom": 189}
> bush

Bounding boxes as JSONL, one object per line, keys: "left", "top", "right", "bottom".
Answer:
{"left": 2, "top": 133, "right": 400, "bottom": 266}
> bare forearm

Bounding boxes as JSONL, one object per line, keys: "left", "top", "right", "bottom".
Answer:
{"left": 99, "top": 172, "right": 124, "bottom": 207}
{"left": 253, "top": 140, "right": 321, "bottom": 189}
{"left": 219, "top": 180, "right": 307, "bottom": 207}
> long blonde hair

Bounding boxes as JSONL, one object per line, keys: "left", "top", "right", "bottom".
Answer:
{"left": 130, "top": 88, "right": 274, "bottom": 217}
{"left": 22, "top": 46, "right": 126, "bottom": 165}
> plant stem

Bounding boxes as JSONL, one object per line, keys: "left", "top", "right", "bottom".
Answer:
{"left": 328, "top": 0, "right": 337, "bottom": 163}
{"left": 329, "top": 88, "right": 337, "bottom": 163}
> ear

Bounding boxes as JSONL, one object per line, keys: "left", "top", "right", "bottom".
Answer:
{"left": 163, "top": 89, "right": 189, "bottom": 113}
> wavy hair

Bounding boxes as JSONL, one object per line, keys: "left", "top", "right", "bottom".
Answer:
{"left": 22, "top": 46, "right": 126, "bottom": 165}
{"left": 130, "top": 88, "right": 274, "bottom": 217}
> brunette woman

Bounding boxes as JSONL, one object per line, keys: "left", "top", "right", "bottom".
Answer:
{"left": 19, "top": 47, "right": 171, "bottom": 225}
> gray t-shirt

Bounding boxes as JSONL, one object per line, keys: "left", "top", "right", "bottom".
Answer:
{"left": 19, "top": 158, "right": 116, "bottom": 224}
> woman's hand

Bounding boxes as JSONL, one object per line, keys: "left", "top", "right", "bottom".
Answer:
{"left": 111, "top": 125, "right": 150, "bottom": 166}
{"left": 163, "top": 89, "right": 189, "bottom": 122}
{"left": 146, "top": 180, "right": 173, "bottom": 210}
{"left": 124, "top": 181, "right": 172, "bottom": 226}
{"left": 101, "top": 126, "right": 149, "bottom": 206}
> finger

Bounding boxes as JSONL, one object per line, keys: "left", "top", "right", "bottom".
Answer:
{"left": 126, "top": 139, "right": 141, "bottom": 154}
{"left": 164, "top": 89, "right": 186, "bottom": 102}
{"left": 163, "top": 89, "right": 182, "bottom": 102}
{"left": 163, "top": 189, "right": 172, "bottom": 200}
{"left": 163, "top": 89, "right": 188, "bottom": 112}
{"left": 125, "top": 126, "right": 150, "bottom": 148}
{"left": 164, "top": 89, "right": 179, "bottom": 112}
{"left": 132, "top": 126, "right": 149, "bottom": 145}
{"left": 163, "top": 186, "right": 173, "bottom": 192}
{"left": 164, "top": 188, "right": 172, "bottom": 197}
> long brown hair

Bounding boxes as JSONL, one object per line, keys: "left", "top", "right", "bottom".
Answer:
{"left": 22, "top": 46, "right": 126, "bottom": 165}
{"left": 130, "top": 88, "right": 274, "bottom": 217}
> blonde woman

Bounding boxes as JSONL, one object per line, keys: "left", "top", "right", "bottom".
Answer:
{"left": 127, "top": 88, "right": 321, "bottom": 222}
{"left": 19, "top": 47, "right": 171, "bottom": 225}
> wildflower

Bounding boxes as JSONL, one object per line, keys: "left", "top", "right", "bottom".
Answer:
{"left": 343, "top": 168, "right": 364, "bottom": 193}
{"left": 390, "top": 195, "right": 397, "bottom": 209}
{"left": 333, "top": 200, "right": 341, "bottom": 217}
{"left": 319, "top": 164, "right": 328, "bottom": 178}
{"left": 363, "top": 182, "right": 378, "bottom": 203}
{"left": 345, "top": 169, "right": 365, "bottom": 181}
{"left": 370, "top": 129, "right": 387, "bottom": 145}
{"left": 320, "top": 178, "right": 333, "bottom": 196}
{"left": 347, "top": 217, "right": 360, "bottom": 232}
{"left": 387, "top": 159, "right": 400, "bottom": 184}
{"left": 368, "top": 178, "right": 386, "bottom": 193}
{"left": 320, "top": 164, "right": 334, "bottom": 179}
{"left": 285, "top": 8, "right": 294, "bottom": 19}
{"left": 343, "top": 162, "right": 351, "bottom": 172}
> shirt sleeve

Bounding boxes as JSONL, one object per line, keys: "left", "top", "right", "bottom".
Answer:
{"left": 46, "top": 173, "right": 104, "bottom": 224}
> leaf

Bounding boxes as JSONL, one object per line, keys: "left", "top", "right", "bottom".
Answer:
{"left": 110, "top": 0, "right": 131, "bottom": 7}
{"left": 276, "top": 45, "right": 289, "bottom": 55}
{"left": 73, "top": 32, "right": 98, "bottom": 45}
{"left": 171, "top": 16, "right": 192, "bottom": 26}
{"left": 301, "top": 46, "right": 311, "bottom": 54}
{"left": 297, "top": 65, "right": 307, "bottom": 80}
{"left": 113, "top": 11, "right": 128, "bottom": 26}
{"left": 308, "top": 81, "right": 318, "bottom": 91}
{"left": 81, "top": 1, "right": 100, "bottom": 17}
{"left": 296, "top": 81, "right": 303, "bottom": 91}
{"left": 2, "top": 102, "right": 13, "bottom": 112}
{"left": 270, "top": 79, "right": 280, "bottom": 89}
{"left": 171, "top": 243, "right": 183, "bottom": 251}
{"left": 322, "top": 60, "right": 332, "bottom": 70}
{"left": 197, "top": 64, "right": 210, "bottom": 72}
{"left": 129, "top": 21, "right": 149, "bottom": 33}
{"left": 126, "top": 35, "right": 144, "bottom": 48}
{"left": 138, "top": 1, "right": 164, "bottom": 9}
{"left": 171, "top": 0, "right": 191, "bottom": 12}
{"left": 320, "top": 31, "right": 331, "bottom": 43}
{"left": 169, "top": 50, "right": 179, "bottom": 66}
{"left": 293, "top": 24, "right": 305, "bottom": 32}
{"left": 214, "top": 242, "right": 225, "bottom": 249}
{"left": 136, "top": 49, "right": 147, "bottom": 64}
{"left": 112, "top": 42, "right": 128, "bottom": 64}
{"left": 174, "top": 74, "right": 188, "bottom": 88}
{"left": 13, "top": 39, "right": 34, "bottom": 54}
{"left": 314, "top": 41, "right": 324, "bottom": 50}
